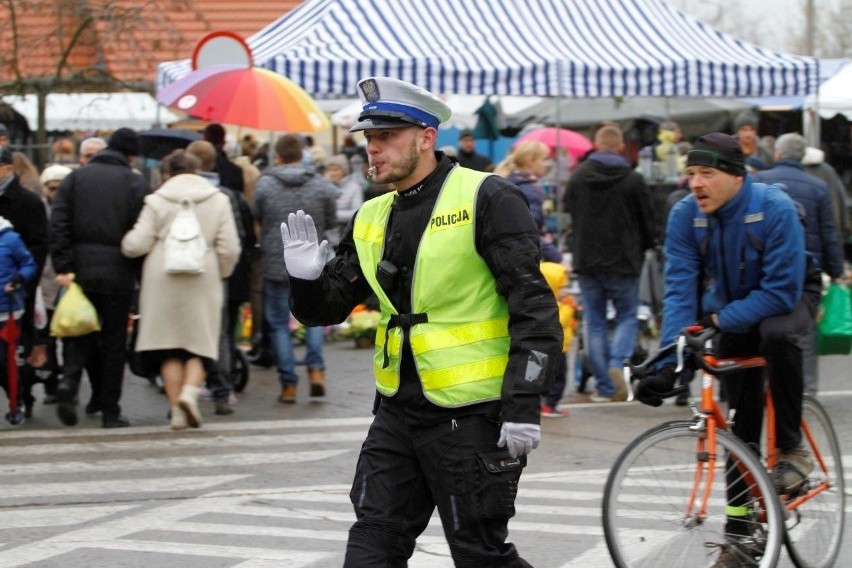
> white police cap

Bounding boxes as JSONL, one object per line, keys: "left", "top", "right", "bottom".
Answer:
{"left": 349, "top": 77, "right": 452, "bottom": 133}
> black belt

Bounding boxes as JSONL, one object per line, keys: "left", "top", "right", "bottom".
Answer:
{"left": 381, "top": 312, "right": 428, "bottom": 368}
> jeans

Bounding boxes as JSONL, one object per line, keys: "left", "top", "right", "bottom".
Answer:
{"left": 578, "top": 274, "right": 639, "bottom": 397}
{"left": 263, "top": 279, "right": 324, "bottom": 386}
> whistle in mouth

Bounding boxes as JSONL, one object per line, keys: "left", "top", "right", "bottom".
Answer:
{"left": 367, "top": 166, "right": 378, "bottom": 179}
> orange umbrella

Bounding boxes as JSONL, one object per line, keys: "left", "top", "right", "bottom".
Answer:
{"left": 157, "top": 64, "right": 329, "bottom": 132}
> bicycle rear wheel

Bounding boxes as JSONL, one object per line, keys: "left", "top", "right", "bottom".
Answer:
{"left": 784, "top": 395, "right": 846, "bottom": 568}
{"left": 603, "top": 421, "right": 784, "bottom": 568}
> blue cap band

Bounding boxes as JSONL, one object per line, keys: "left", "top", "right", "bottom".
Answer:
{"left": 361, "top": 101, "right": 440, "bottom": 129}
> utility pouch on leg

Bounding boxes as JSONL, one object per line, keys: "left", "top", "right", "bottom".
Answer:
{"left": 476, "top": 451, "right": 526, "bottom": 519}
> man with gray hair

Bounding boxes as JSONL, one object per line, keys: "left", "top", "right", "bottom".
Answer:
{"left": 78, "top": 137, "right": 106, "bottom": 166}
{"left": 753, "top": 132, "right": 845, "bottom": 395}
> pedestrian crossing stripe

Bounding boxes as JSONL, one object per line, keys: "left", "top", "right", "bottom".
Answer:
{"left": 0, "top": 415, "right": 848, "bottom": 568}
{"left": 0, "top": 449, "right": 348, "bottom": 476}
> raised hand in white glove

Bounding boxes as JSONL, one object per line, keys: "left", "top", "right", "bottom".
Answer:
{"left": 497, "top": 422, "right": 541, "bottom": 458}
{"left": 280, "top": 210, "right": 329, "bottom": 281}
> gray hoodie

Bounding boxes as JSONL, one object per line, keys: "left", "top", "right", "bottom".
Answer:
{"left": 252, "top": 163, "right": 337, "bottom": 282}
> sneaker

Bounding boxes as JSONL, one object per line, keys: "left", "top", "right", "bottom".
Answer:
{"left": 5, "top": 409, "right": 25, "bottom": 426}
{"left": 170, "top": 405, "right": 188, "bottom": 430}
{"left": 708, "top": 539, "right": 760, "bottom": 567}
{"left": 609, "top": 368, "right": 628, "bottom": 402}
{"left": 178, "top": 385, "right": 203, "bottom": 428}
{"left": 588, "top": 393, "right": 613, "bottom": 403}
{"left": 772, "top": 447, "right": 814, "bottom": 494}
{"left": 278, "top": 383, "right": 297, "bottom": 404}
{"left": 214, "top": 402, "right": 234, "bottom": 416}
{"left": 541, "top": 404, "right": 569, "bottom": 418}
{"left": 308, "top": 368, "right": 325, "bottom": 397}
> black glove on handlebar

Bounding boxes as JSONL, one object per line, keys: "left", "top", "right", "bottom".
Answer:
{"left": 696, "top": 314, "right": 718, "bottom": 331}
{"left": 635, "top": 364, "right": 678, "bottom": 407}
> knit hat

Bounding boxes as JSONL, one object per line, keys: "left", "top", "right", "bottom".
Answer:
{"left": 202, "top": 123, "right": 227, "bottom": 146}
{"left": 108, "top": 127, "right": 141, "bottom": 156}
{"left": 734, "top": 110, "right": 759, "bottom": 131}
{"left": 40, "top": 164, "right": 73, "bottom": 186}
{"left": 686, "top": 132, "right": 746, "bottom": 176}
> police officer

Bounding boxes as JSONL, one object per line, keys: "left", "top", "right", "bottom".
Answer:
{"left": 281, "top": 77, "right": 562, "bottom": 567}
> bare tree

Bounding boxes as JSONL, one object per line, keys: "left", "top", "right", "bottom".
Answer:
{"left": 788, "top": 0, "right": 852, "bottom": 57}
{"left": 0, "top": 0, "right": 199, "bottom": 164}
{"left": 668, "top": 0, "right": 764, "bottom": 47}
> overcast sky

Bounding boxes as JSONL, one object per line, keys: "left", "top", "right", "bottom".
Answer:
{"left": 672, "top": 0, "right": 814, "bottom": 53}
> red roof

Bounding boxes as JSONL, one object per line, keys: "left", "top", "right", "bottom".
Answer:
{"left": 0, "top": 0, "right": 300, "bottom": 91}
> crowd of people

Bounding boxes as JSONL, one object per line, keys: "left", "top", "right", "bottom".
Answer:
{"left": 0, "top": 82, "right": 849, "bottom": 566}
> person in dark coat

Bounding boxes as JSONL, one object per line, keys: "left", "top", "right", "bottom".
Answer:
{"left": 0, "top": 146, "right": 48, "bottom": 417}
{"left": 50, "top": 127, "right": 149, "bottom": 428}
{"left": 455, "top": 128, "right": 493, "bottom": 172}
{"left": 203, "top": 123, "right": 245, "bottom": 194}
{"left": 564, "top": 125, "right": 655, "bottom": 402}
{"left": 752, "top": 133, "right": 845, "bottom": 396}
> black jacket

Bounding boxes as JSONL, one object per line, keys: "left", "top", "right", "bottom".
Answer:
{"left": 565, "top": 154, "right": 655, "bottom": 276}
{"left": 0, "top": 175, "right": 48, "bottom": 276}
{"left": 215, "top": 148, "right": 245, "bottom": 194}
{"left": 289, "top": 154, "right": 563, "bottom": 426}
{"left": 50, "top": 149, "right": 148, "bottom": 295}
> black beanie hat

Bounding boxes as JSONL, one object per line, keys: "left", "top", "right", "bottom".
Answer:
{"left": 686, "top": 132, "right": 746, "bottom": 176}
{"left": 203, "top": 123, "right": 226, "bottom": 146}
{"left": 108, "top": 127, "right": 141, "bottom": 157}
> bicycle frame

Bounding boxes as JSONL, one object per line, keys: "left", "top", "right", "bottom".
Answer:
{"left": 684, "top": 352, "right": 834, "bottom": 524}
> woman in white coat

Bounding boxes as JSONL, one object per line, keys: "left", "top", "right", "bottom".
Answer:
{"left": 122, "top": 150, "right": 240, "bottom": 430}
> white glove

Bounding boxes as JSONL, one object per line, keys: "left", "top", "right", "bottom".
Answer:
{"left": 280, "top": 210, "right": 329, "bottom": 280}
{"left": 497, "top": 422, "right": 541, "bottom": 458}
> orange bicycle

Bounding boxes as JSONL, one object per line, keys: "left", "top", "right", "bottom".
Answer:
{"left": 603, "top": 327, "right": 845, "bottom": 568}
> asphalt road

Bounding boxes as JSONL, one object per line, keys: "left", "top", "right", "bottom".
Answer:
{"left": 0, "top": 339, "right": 849, "bottom": 567}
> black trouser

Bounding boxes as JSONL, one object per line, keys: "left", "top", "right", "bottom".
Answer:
{"left": 58, "top": 292, "right": 132, "bottom": 418}
{"left": 722, "top": 292, "right": 817, "bottom": 536}
{"left": 543, "top": 353, "right": 567, "bottom": 408}
{"left": 345, "top": 404, "right": 532, "bottom": 568}
{"left": 208, "top": 285, "right": 240, "bottom": 403}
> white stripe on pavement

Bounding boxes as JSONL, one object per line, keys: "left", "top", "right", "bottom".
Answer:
{"left": 0, "top": 430, "right": 365, "bottom": 458}
{"left": 0, "top": 475, "right": 247, "bottom": 500}
{"left": 0, "top": 449, "right": 348, "bottom": 476}
{"left": 0, "top": 505, "right": 136, "bottom": 529}
{"left": 0, "top": 416, "right": 374, "bottom": 440}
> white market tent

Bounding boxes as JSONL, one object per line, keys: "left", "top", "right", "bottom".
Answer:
{"left": 158, "top": 0, "right": 818, "bottom": 99}
{"left": 804, "top": 61, "right": 852, "bottom": 120}
{"left": 2, "top": 92, "right": 181, "bottom": 132}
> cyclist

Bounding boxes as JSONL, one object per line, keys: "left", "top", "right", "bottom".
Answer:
{"left": 636, "top": 132, "right": 822, "bottom": 567}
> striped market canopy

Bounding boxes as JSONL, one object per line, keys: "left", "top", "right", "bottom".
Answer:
{"left": 157, "top": 0, "right": 818, "bottom": 98}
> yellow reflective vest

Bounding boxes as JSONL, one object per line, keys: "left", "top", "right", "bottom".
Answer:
{"left": 352, "top": 166, "right": 510, "bottom": 408}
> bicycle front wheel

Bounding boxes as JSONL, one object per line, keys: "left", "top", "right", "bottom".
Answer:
{"left": 784, "top": 395, "right": 846, "bottom": 568}
{"left": 603, "top": 421, "right": 784, "bottom": 568}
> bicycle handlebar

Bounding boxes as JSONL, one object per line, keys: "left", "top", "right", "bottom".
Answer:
{"left": 628, "top": 325, "right": 749, "bottom": 379}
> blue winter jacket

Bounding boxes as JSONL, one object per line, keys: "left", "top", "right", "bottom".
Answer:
{"left": 661, "top": 177, "right": 805, "bottom": 348}
{"left": 0, "top": 219, "right": 37, "bottom": 316}
{"left": 752, "top": 159, "right": 844, "bottom": 279}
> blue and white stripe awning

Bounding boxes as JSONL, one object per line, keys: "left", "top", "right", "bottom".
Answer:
{"left": 157, "top": 0, "right": 818, "bottom": 98}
